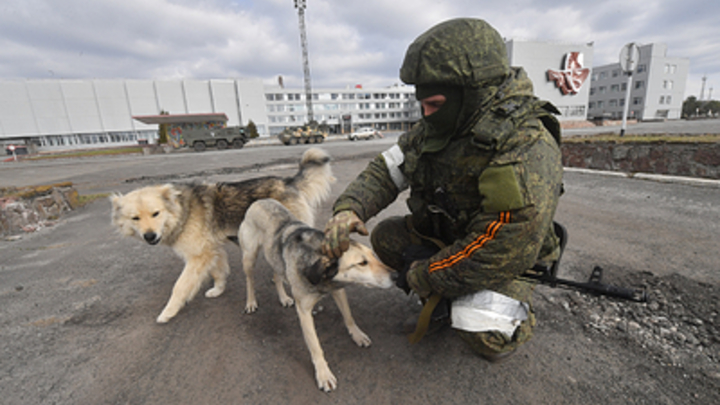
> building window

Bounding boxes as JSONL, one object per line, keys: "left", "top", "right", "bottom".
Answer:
{"left": 637, "top": 64, "right": 646, "bottom": 73}
{"left": 589, "top": 102, "right": 596, "bottom": 109}
{"left": 619, "top": 99, "right": 625, "bottom": 107}
{"left": 666, "top": 95, "right": 672, "bottom": 104}
{"left": 663, "top": 80, "right": 674, "bottom": 90}
{"left": 621, "top": 83, "right": 627, "bottom": 91}
{"left": 568, "top": 106, "right": 586, "bottom": 116}
{"left": 612, "top": 69, "right": 620, "bottom": 77}
{"left": 633, "top": 97, "right": 642, "bottom": 105}
{"left": 597, "top": 101, "right": 604, "bottom": 108}
{"left": 590, "top": 87, "right": 595, "bottom": 96}
{"left": 611, "top": 84, "right": 620, "bottom": 92}
{"left": 599, "top": 71, "right": 608, "bottom": 80}
{"left": 659, "top": 96, "right": 665, "bottom": 104}
{"left": 609, "top": 99, "right": 618, "bottom": 107}
{"left": 599, "top": 86, "right": 607, "bottom": 94}
{"left": 634, "top": 81, "right": 644, "bottom": 89}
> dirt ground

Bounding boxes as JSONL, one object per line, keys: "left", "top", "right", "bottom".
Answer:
{"left": 1, "top": 152, "right": 718, "bottom": 405}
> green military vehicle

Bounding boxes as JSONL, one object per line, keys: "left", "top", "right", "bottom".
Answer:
{"left": 182, "top": 126, "right": 248, "bottom": 152}
{"left": 277, "top": 125, "right": 328, "bottom": 145}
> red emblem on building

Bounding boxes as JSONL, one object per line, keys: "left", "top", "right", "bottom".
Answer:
{"left": 547, "top": 52, "right": 590, "bottom": 95}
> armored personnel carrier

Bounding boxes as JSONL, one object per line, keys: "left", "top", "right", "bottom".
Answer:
{"left": 277, "top": 125, "right": 327, "bottom": 145}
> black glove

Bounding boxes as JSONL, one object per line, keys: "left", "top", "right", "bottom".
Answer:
{"left": 397, "top": 245, "right": 439, "bottom": 294}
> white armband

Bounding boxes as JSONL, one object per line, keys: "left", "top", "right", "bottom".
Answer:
{"left": 381, "top": 144, "right": 409, "bottom": 192}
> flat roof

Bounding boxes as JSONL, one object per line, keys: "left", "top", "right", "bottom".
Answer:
{"left": 132, "top": 113, "right": 228, "bottom": 125}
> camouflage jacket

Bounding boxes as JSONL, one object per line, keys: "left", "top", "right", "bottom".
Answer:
{"left": 333, "top": 68, "right": 564, "bottom": 299}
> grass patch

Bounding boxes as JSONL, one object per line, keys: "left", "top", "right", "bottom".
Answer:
{"left": 77, "top": 192, "right": 111, "bottom": 207}
{"left": 563, "top": 134, "right": 720, "bottom": 144}
{"left": 25, "top": 147, "right": 144, "bottom": 160}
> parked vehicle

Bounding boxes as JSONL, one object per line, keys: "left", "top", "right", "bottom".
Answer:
{"left": 5, "top": 144, "right": 29, "bottom": 155}
{"left": 348, "top": 127, "right": 383, "bottom": 141}
{"left": 181, "top": 126, "right": 248, "bottom": 152}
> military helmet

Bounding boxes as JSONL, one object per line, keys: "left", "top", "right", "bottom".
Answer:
{"left": 400, "top": 18, "right": 510, "bottom": 87}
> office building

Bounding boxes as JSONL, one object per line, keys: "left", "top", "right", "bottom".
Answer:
{"left": 588, "top": 43, "right": 689, "bottom": 120}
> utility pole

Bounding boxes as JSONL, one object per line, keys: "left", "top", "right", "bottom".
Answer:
{"left": 294, "top": 0, "right": 314, "bottom": 123}
{"left": 700, "top": 75, "right": 707, "bottom": 101}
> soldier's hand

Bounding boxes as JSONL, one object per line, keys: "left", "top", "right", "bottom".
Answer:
{"left": 406, "top": 260, "right": 432, "bottom": 299}
{"left": 322, "top": 211, "right": 368, "bottom": 258}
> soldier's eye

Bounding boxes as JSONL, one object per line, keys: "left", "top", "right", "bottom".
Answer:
{"left": 360, "top": 260, "right": 368, "bottom": 266}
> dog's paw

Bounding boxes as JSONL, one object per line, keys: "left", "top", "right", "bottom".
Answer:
{"left": 244, "top": 301, "right": 258, "bottom": 314}
{"left": 315, "top": 368, "right": 337, "bottom": 392}
{"left": 156, "top": 313, "right": 172, "bottom": 324}
{"left": 279, "top": 296, "right": 295, "bottom": 308}
{"left": 349, "top": 326, "right": 372, "bottom": 347}
{"left": 205, "top": 286, "right": 224, "bottom": 298}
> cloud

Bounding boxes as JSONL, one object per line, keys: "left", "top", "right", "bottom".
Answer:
{"left": 0, "top": 0, "right": 718, "bottom": 97}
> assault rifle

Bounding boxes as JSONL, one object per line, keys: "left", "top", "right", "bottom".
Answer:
{"left": 521, "top": 222, "right": 647, "bottom": 302}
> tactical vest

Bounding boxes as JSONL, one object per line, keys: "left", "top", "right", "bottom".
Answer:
{"left": 399, "top": 97, "right": 560, "bottom": 244}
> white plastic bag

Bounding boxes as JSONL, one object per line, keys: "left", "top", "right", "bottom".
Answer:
{"left": 451, "top": 290, "right": 529, "bottom": 339}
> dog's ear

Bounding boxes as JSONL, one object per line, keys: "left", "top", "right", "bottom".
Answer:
{"left": 109, "top": 193, "right": 122, "bottom": 209}
{"left": 159, "top": 184, "right": 177, "bottom": 202}
{"left": 305, "top": 255, "right": 339, "bottom": 285}
{"left": 109, "top": 194, "right": 123, "bottom": 223}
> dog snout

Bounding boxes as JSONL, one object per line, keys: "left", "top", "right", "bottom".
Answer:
{"left": 143, "top": 232, "right": 160, "bottom": 245}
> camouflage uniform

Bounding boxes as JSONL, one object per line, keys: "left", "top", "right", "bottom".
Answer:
{"left": 331, "top": 19, "right": 563, "bottom": 355}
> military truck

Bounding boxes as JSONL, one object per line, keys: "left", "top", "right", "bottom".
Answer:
{"left": 182, "top": 126, "right": 248, "bottom": 152}
{"left": 277, "top": 125, "right": 327, "bottom": 145}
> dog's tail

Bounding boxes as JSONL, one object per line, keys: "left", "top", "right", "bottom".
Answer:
{"left": 291, "top": 148, "right": 335, "bottom": 212}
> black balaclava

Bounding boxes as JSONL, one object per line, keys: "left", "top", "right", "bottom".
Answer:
{"left": 415, "top": 84, "right": 463, "bottom": 153}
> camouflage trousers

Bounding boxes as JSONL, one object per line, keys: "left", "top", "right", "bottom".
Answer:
{"left": 370, "top": 215, "right": 536, "bottom": 356}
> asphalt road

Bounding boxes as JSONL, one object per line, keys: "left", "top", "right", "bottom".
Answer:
{"left": 1, "top": 131, "right": 719, "bottom": 404}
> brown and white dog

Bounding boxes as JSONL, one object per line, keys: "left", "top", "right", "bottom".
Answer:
{"left": 238, "top": 198, "right": 396, "bottom": 392}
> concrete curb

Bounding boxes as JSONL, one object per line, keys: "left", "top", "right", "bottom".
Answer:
{"left": 245, "top": 134, "right": 347, "bottom": 148}
{"left": 564, "top": 167, "right": 720, "bottom": 188}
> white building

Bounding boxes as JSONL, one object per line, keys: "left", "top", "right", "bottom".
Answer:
{"left": 588, "top": 43, "right": 689, "bottom": 120}
{"left": 506, "top": 39, "right": 594, "bottom": 121}
{"left": 0, "top": 78, "right": 420, "bottom": 151}
{"left": 264, "top": 84, "right": 420, "bottom": 135}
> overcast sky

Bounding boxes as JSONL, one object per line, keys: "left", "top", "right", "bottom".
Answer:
{"left": 1, "top": 0, "right": 717, "bottom": 100}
